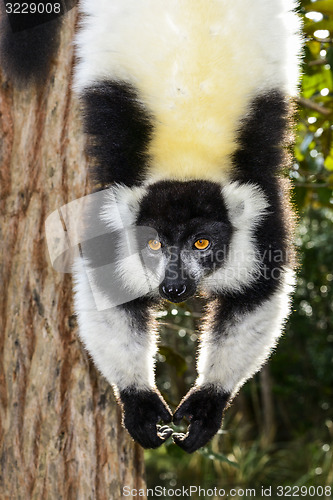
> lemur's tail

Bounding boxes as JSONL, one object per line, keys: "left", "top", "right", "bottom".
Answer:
{"left": 0, "top": 1, "right": 75, "bottom": 86}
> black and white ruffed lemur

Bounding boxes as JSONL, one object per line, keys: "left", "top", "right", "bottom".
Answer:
{"left": 1, "top": 0, "right": 302, "bottom": 452}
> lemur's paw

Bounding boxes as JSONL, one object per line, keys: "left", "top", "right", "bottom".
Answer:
{"left": 120, "top": 387, "right": 173, "bottom": 449}
{"left": 173, "top": 385, "right": 230, "bottom": 453}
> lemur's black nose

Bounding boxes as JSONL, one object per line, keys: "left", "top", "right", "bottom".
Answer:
{"left": 161, "top": 284, "right": 187, "bottom": 302}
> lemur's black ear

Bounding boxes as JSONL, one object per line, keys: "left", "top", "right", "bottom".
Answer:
{"left": 0, "top": 0, "right": 75, "bottom": 87}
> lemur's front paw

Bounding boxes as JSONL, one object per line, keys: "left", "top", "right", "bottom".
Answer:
{"left": 173, "top": 385, "right": 230, "bottom": 453}
{"left": 119, "top": 387, "right": 173, "bottom": 449}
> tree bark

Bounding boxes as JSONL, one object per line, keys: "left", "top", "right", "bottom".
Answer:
{"left": 0, "top": 9, "right": 146, "bottom": 500}
{"left": 259, "top": 364, "right": 276, "bottom": 446}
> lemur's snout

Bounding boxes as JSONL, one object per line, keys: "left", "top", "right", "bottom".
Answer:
{"left": 160, "top": 283, "right": 187, "bottom": 303}
{"left": 159, "top": 258, "right": 196, "bottom": 303}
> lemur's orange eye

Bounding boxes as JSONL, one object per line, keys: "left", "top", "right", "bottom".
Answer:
{"left": 194, "top": 239, "right": 210, "bottom": 250}
{"left": 148, "top": 239, "right": 161, "bottom": 251}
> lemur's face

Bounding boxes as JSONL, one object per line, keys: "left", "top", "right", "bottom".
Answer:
{"left": 80, "top": 179, "right": 266, "bottom": 309}
{"left": 136, "top": 181, "right": 232, "bottom": 303}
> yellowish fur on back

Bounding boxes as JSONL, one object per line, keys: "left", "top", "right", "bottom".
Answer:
{"left": 76, "top": 0, "right": 302, "bottom": 182}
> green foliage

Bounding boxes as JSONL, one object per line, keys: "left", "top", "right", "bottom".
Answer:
{"left": 294, "top": 0, "right": 333, "bottom": 212}
{"left": 272, "top": 209, "right": 333, "bottom": 434}
{"left": 145, "top": 0, "right": 333, "bottom": 494}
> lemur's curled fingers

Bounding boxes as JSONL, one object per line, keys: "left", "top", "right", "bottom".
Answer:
{"left": 173, "top": 386, "right": 230, "bottom": 453}
{"left": 120, "top": 388, "right": 173, "bottom": 449}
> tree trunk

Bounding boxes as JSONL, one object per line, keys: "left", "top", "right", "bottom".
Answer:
{"left": 0, "top": 9, "right": 146, "bottom": 499}
{"left": 260, "top": 364, "right": 276, "bottom": 446}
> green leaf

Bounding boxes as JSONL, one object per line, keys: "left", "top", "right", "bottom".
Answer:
{"left": 324, "top": 150, "right": 333, "bottom": 171}
{"left": 303, "top": 19, "right": 333, "bottom": 35}
{"left": 302, "top": 69, "right": 332, "bottom": 99}
{"left": 303, "top": 19, "right": 333, "bottom": 36}
{"left": 199, "top": 447, "right": 239, "bottom": 468}
{"left": 294, "top": 145, "right": 305, "bottom": 162}
{"left": 327, "top": 47, "right": 333, "bottom": 78}
{"left": 304, "top": 0, "right": 333, "bottom": 16}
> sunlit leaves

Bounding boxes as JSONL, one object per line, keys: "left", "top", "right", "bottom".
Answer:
{"left": 304, "top": 0, "right": 333, "bottom": 18}
{"left": 297, "top": 0, "right": 333, "bottom": 212}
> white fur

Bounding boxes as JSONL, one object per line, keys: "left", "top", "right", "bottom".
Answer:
{"left": 100, "top": 184, "right": 147, "bottom": 232}
{"left": 181, "top": 249, "right": 206, "bottom": 282}
{"left": 197, "top": 268, "right": 296, "bottom": 394}
{"left": 76, "top": 0, "right": 301, "bottom": 94}
{"left": 72, "top": 257, "right": 157, "bottom": 391}
{"left": 75, "top": 0, "right": 302, "bottom": 182}
{"left": 202, "top": 182, "right": 269, "bottom": 293}
{"left": 97, "top": 181, "right": 270, "bottom": 299}
{"left": 70, "top": 2, "right": 301, "bottom": 407}
{"left": 100, "top": 184, "right": 165, "bottom": 297}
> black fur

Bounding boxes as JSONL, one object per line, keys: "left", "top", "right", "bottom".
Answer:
{"left": 119, "top": 296, "right": 159, "bottom": 333}
{"left": 0, "top": 1, "right": 298, "bottom": 456}
{"left": 211, "top": 188, "right": 291, "bottom": 319}
{"left": 0, "top": 1, "right": 74, "bottom": 85}
{"left": 119, "top": 387, "right": 173, "bottom": 449}
{"left": 82, "top": 81, "right": 154, "bottom": 188}
{"left": 220, "top": 90, "right": 296, "bottom": 314}
{"left": 137, "top": 180, "right": 233, "bottom": 302}
{"left": 173, "top": 385, "right": 230, "bottom": 453}
{"left": 232, "top": 90, "right": 290, "bottom": 183}
{"left": 136, "top": 180, "right": 231, "bottom": 239}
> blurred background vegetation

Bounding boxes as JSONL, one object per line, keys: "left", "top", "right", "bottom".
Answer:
{"left": 145, "top": 0, "right": 333, "bottom": 497}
